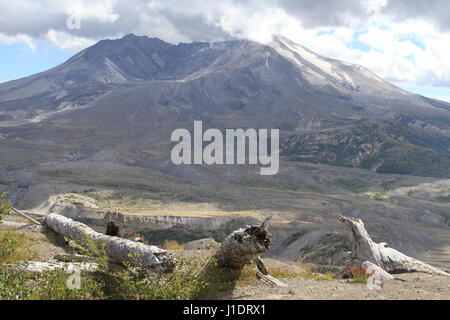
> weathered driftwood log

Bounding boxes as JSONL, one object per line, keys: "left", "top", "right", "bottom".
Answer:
{"left": 54, "top": 253, "right": 97, "bottom": 263}
{"left": 339, "top": 216, "right": 449, "bottom": 277}
{"left": 255, "top": 256, "right": 270, "bottom": 275}
{"left": 256, "top": 270, "right": 289, "bottom": 287}
{"left": 43, "top": 213, "right": 176, "bottom": 273}
{"left": 0, "top": 220, "right": 38, "bottom": 230}
{"left": 216, "top": 218, "right": 287, "bottom": 287}
{"left": 12, "top": 207, "right": 41, "bottom": 225}
{"left": 216, "top": 218, "right": 272, "bottom": 269}
{"left": 11, "top": 261, "right": 98, "bottom": 273}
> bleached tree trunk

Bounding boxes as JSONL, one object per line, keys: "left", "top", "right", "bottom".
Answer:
{"left": 0, "top": 220, "right": 38, "bottom": 229}
{"left": 12, "top": 208, "right": 41, "bottom": 225}
{"left": 339, "top": 216, "right": 449, "bottom": 277}
{"left": 42, "top": 213, "right": 176, "bottom": 273}
{"left": 216, "top": 218, "right": 272, "bottom": 269}
{"left": 11, "top": 261, "right": 98, "bottom": 273}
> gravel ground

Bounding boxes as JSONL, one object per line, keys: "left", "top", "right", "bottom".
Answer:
{"left": 211, "top": 273, "right": 450, "bottom": 300}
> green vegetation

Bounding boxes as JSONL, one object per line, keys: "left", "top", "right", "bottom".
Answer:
{"left": 270, "top": 270, "right": 299, "bottom": 279}
{"left": 348, "top": 265, "right": 372, "bottom": 284}
{"left": 0, "top": 268, "right": 104, "bottom": 300}
{"left": 282, "top": 119, "right": 450, "bottom": 178}
{"left": 373, "top": 190, "right": 389, "bottom": 201}
{"left": 0, "top": 230, "right": 37, "bottom": 264}
{"left": 373, "top": 179, "right": 397, "bottom": 201}
{"left": 267, "top": 262, "right": 335, "bottom": 282}
{"left": 0, "top": 231, "right": 103, "bottom": 300}
{"left": 438, "top": 212, "right": 450, "bottom": 227}
{"left": 313, "top": 274, "right": 334, "bottom": 281}
{"left": 436, "top": 194, "right": 450, "bottom": 203}
{"left": 0, "top": 228, "right": 262, "bottom": 300}
{"left": 106, "top": 257, "right": 208, "bottom": 300}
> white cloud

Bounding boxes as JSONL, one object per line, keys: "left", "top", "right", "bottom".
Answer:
{"left": 364, "top": 0, "right": 387, "bottom": 14}
{"left": 0, "top": 0, "right": 450, "bottom": 92}
{"left": 45, "top": 29, "right": 95, "bottom": 51}
{"left": 64, "top": 0, "right": 119, "bottom": 24}
{"left": 433, "top": 95, "right": 450, "bottom": 102}
{"left": 0, "top": 33, "right": 36, "bottom": 52}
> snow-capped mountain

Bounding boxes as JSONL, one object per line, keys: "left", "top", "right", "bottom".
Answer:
{"left": 1, "top": 34, "right": 450, "bottom": 176}
{"left": 2, "top": 34, "right": 450, "bottom": 265}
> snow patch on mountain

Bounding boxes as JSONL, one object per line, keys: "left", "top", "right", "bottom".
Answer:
{"left": 270, "top": 35, "right": 356, "bottom": 89}
{"left": 103, "top": 57, "right": 129, "bottom": 84}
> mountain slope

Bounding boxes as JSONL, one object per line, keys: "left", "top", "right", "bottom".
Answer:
{"left": 1, "top": 35, "right": 450, "bottom": 268}
{"left": 1, "top": 34, "right": 450, "bottom": 177}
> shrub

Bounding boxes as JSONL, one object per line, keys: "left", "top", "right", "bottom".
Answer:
{"left": 0, "top": 266, "right": 104, "bottom": 300}
{"left": 196, "top": 257, "right": 258, "bottom": 297}
{"left": 348, "top": 265, "right": 372, "bottom": 284}
{"left": 28, "top": 269, "right": 104, "bottom": 300}
{"left": 104, "top": 255, "right": 208, "bottom": 300}
{"left": 373, "top": 190, "right": 389, "bottom": 201}
{"left": 0, "top": 267, "right": 36, "bottom": 299}
{"left": 0, "top": 230, "right": 37, "bottom": 264}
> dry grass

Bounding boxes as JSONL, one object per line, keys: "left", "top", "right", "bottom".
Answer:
{"left": 268, "top": 262, "right": 335, "bottom": 281}
{"left": 0, "top": 229, "right": 38, "bottom": 263}
{"left": 51, "top": 191, "right": 263, "bottom": 218}
{"left": 162, "top": 240, "right": 184, "bottom": 250}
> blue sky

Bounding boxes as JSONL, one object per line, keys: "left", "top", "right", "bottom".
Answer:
{"left": 0, "top": 41, "right": 70, "bottom": 83}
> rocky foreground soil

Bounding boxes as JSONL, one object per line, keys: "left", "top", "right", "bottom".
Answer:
{"left": 2, "top": 212, "right": 449, "bottom": 301}
{"left": 210, "top": 273, "right": 449, "bottom": 300}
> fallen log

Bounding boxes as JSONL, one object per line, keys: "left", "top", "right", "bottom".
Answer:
{"left": 42, "top": 213, "right": 176, "bottom": 273}
{"left": 54, "top": 253, "right": 97, "bottom": 263}
{"left": 10, "top": 261, "right": 98, "bottom": 273}
{"left": 216, "top": 218, "right": 272, "bottom": 269}
{"left": 338, "top": 215, "right": 449, "bottom": 277}
{"left": 12, "top": 207, "right": 41, "bottom": 225}
{"left": 254, "top": 256, "right": 270, "bottom": 275}
{"left": 0, "top": 220, "right": 39, "bottom": 230}
{"left": 256, "top": 270, "right": 289, "bottom": 287}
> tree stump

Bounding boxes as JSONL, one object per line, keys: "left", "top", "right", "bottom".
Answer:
{"left": 106, "top": 221, "right": 121, "bottom": 237}
{"left": 216, "top": 218, "right": 272, "bottom": 269}
{"left": 338, "top": 215, "right": 449, "bottom": 277}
